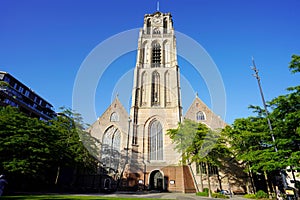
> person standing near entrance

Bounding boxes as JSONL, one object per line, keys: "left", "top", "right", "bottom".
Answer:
{"left": 0, "top": 175, "right": 8, "bottom": 196}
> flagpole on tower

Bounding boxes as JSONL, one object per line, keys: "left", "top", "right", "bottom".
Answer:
{"left": 157, "top": 1, "right": 160, "bottom": 11}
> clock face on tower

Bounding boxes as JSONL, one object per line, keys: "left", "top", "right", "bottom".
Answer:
{"left": 153, "top": 18, "right": 161, "bottom": 24}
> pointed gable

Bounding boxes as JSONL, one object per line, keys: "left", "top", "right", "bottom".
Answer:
{"left": 184, "top": 96, "right": 227, "bottom": 130}
{"left": 87, "top": 97, "right": 129, "bottom": 143}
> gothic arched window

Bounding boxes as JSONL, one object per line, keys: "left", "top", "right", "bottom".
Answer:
{"left": 151, "top": 71, "right": 160, "bottom": 106}
{"left": 152, "top": 43, "right": 161, "bottom": 68}
{"left": 146, "top": 18, "right": 151, "bottom": 34}
{"left": 149, "top": 120, "right": 163, "bottom": 160}
{"left": 110, "top": 112, "right": 119, "bottom": 122}
{"left": 141, "top": 72, "right": 147, "bottom": 106}
{"left": 101, "top": 126, "right": 121, "bottom": 170}
{"left": 163, "top": 18, "right": 167, "bottom": 33}
{"left": 196, "top": 111, "right": 206, "bottom": 121}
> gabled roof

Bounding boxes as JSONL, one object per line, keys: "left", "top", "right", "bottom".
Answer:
{"left": 184, "top": 95, "right": 227, "bottom": 130}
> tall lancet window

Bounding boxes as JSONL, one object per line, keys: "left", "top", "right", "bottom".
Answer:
{"left": 141, "top": 72, "right": 147, "bottom": 106}
{"left": 165, "top": 71, "right": 171, "bottom": 106}
{"left": 163, "top": 18, "right": 168, "bottom": 34}
{"left": 149, "top": 120, "right": 163, "bottom": 160}
{"left": 151, "top": 71, "right": 160, "bottom": 106}
{"left": 146, "top": 18, "right": 151, "bottom": 34}
{"left": 152, "top": 43, "right": 161, "bottom": 68}
{"left": 101, "top": 126, "right": 121, "bottom": 170}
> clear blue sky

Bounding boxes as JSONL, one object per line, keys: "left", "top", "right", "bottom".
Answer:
{"left": 1, "top": 0, "right": 299, "bottom": 125}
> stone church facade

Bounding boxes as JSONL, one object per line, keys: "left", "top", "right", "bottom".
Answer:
{"left": 88, "top": 11, "right": 249, "bottom": 193}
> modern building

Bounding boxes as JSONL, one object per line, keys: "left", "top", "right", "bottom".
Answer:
{"left": 88, "top": 11, "right": 248, "bottom": 193}
{"left": 0, "top": 71, "right": 56, "bottom": 120}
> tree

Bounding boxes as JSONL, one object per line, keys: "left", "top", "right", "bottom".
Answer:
{"left": 167, "top": 119, "right": 230, "bottom": 196}
{"left": 0, "top": 106, "right": 100, "bottom": 191}
{"left": 224, "top": 54, "right": 300, "bottom": 193}
{"left": 0, "top": 106, "right": 59, "bottom": 189}
{"left": 50, "top": 107, "right": 100, "bottom": 186}
{"left": 289, "top": 54, "right": 300, "bottom": 74}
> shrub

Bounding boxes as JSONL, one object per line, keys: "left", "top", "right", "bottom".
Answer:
{"left": 196, "top": 188, "right": 209, "bottom": 197}
{"left": 196, "top": 192, "right": 208, "bottom": 197}
{"left": 255, "top": 190, "right": 269, "bottom": 199}
{"left": 244, "top": 190, "right": 269, "bottom": 199}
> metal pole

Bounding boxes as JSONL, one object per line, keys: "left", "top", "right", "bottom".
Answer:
{"left": 251, "top": 58, "right": 277, "bottom": 151}
{"left": 251, "top": 58, "right": 288, "bottom": 193}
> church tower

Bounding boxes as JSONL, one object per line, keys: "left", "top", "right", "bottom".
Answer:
{"left": 128, "top": 12, "right": 195, "bottom": 192}
{"left": 130, "top": 11, "right": 182, "bottom": 163}
{"left": 88, "top": 11, "right": 197, "bottom": 193}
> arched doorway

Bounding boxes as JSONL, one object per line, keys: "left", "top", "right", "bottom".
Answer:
{"left": 149, "top": 170, "right": 164, "bottom": 191}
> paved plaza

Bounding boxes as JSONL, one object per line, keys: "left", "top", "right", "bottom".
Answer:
{"left": 81, "top": 192, "right": 249, "bottom": 200}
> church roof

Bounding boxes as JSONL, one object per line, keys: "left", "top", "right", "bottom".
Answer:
{"left": 184, "top": 95, "right": 227, "bottom": 130}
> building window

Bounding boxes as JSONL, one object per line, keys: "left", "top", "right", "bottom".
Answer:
{"left": 152, "top": 43, "right": 161, "bottom": 68}
{"left": 149, "top": 120, "right": 163, "bottom": 160}
{"left": 101, "top": 126, "right": 121, "bottom": 170}
{"left": 18, "top": 86, "right": 24, "bottom": 93}
{"left": 24, "top": 90, "right": 30, "bottom": 97}
{"left": 110, "top": 112, "right": 119, "bottom": 122}
{"left": 3, "top": 76, "right": 10, "bottom": 83}
{"left": 151, "top": 71, "right": 160, "bottom": 106}
{"left": 153, "top": 28, "right": 160, "bottom": 34}
{"left": 163, "top": 18, "right": 168, "bottom": 33}
{"left": 146, "top": 18, "right": 151, "bottom": 34}
{"left": 196, "top": 111, "right": 206, "bottom": 121}
{"left": 196, "top": 162, "right": 218, "bottom": 176}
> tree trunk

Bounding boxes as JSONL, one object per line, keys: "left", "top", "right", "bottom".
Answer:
{"left": 55, "top": 165, "right": 60, "bottom": 185}
{"left": 199, "top": 163, "right": 204, "bottom": 192}
{"left": 206, "top": 162, "right": 212, "bottom": 198}
{"left": 263, "top": 171, "right": 272, "bottom": 199}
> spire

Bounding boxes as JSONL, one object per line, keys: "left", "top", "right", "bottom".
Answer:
{"left": 157, "top": 1, "right": 160, "bottom": 12}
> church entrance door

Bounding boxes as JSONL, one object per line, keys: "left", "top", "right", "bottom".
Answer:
{"left": 149, "top": 170, "right": 164, "bottom": 191}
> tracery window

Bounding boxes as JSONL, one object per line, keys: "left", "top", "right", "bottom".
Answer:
{"left": 101, "top": 126, "right": 121, "bottom": 170}
{"left": 196, "top": 111, "right": 206, "bottom": 121}
{"left": 149, "top": 120, "right": 163, "bottom": 160}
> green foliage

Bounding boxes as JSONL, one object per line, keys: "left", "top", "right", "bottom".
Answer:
{"left": 196, "top": 191, "right": 209, "bottom": 197}
{"left": 0, "top": 106, "right": 99, "bottom": 191}
{"left": 223, "top": 55, "right": 300, "bottom": 173}
{"left": 243, "top": 191, "right": 268, "bottom": 199}
{"left": 255, "top": 190, "right": 269, "bottom": 199}
{"left": 196, "top": 188, "right": 229, "bottom": 199}
{"left": 167, "top": 119, "right": 230, "bottom": 166}
{"left": 289, "top": 54, "right": 300, "bottom": 74}
{"left": 212, "top": 193, "right": 229, "bottom": 199}
{"left": 244, "top": 194, "right": 257, "bottom": 199}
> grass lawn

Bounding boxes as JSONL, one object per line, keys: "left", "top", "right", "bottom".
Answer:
{"left": 1, "top": 195, "right": 168, "bottom": 200}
